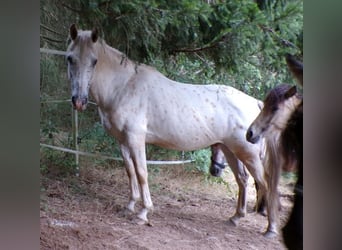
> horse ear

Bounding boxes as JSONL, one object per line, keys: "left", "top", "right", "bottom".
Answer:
{"left": 284, "top": 85, "right": 297, "bottom": 99}
{"left": 91, "top": 27, "right": 99, "bottom": 43}
{"left": 286, "top": 54, "right": 303, "bottom": 86}
{"left": 70, "top": 24, "right": 78, "bottom": 40}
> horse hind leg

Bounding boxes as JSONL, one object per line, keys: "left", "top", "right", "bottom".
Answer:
{"left": 254, "top": 181, "right": 267, "bottom": 216}
{"left": 222, "top": 147, "right": 249, "bottom": 226}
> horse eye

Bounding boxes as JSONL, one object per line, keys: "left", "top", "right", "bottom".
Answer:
{"left": 271, "top": 106, "right": 278, "bottom": 113}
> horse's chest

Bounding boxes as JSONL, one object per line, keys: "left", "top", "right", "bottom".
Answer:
{"left": 101, "top": 115, "right": 112, "bottom": 132}
{"left": 98, "top": 109, "right": 122, "bottom": 138}
{"left": 99, "top": 107, "right": 143, "bottom": 142}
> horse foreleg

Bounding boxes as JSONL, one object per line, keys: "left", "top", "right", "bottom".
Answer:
{"left": 120, "top": 144, "right": 141, "bottom": 213}
{"left": 129, "top": 141, "right": 153, "bottom": 223}
{"left": 135, "top": 163, "right": 153, "bottom": 223}
{"left": 261, "top": 141, "right": 283, "bottom": 238}
{"left": 236, "top": 147, "right": 274, "bottom": 236}
{"left": 223, "top": 148, "right": 249, "bottom": 226}
{"left": 264, "top": 180, "right": 280, "bottom": 238}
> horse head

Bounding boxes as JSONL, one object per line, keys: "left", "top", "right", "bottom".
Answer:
{"left": 246, "top": 84, "right": 299, "bottom": 144}
{"left": 209, "top": 144, "right": 226, "bottom": 177}
{"left": 247, "top": 54, "right": 303, "bottom": 144}
{"left": 66, "top": 24, "right": 99, "bottom": 111}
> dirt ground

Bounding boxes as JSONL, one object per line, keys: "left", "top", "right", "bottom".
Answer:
{"left": 40, "top": 162, "right": 295, "bottom": 250}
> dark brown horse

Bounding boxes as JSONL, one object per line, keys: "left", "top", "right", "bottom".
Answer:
{"left": 246, "top": 54, "right": 303, "bottom": 247}
{"left": 281, "top": 54, "right": 303, "bottom": 250}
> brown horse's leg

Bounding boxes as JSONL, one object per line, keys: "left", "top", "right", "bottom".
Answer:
{"left": 263, "top": 141, "right": 282, "bottom": 238}
{"left": 233, "top": 144, "right": 276, "bottom": 236}
{"left": 221, "top": 146, "right": 249, "bottom": 226}
{"left": 254, "top": 181, "right": 267, "bottom": 215}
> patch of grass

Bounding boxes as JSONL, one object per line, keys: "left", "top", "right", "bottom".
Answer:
{"left": 203, "top": 173, "right": 233, "bottom": 194}
{"left": 40, "top": 147, "right": 78, "bottom": 177}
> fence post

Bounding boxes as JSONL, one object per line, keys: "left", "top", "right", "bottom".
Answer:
{"left": 71, "top": 107, "right": 79, "bottom": 175}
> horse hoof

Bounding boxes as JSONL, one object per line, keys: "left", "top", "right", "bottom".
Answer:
{"left": 227, "top": 217, "right": 239, "bottom": 227}
{"left": 258, "top": 210, "right": 267, "bottom": 217}
{"left": 263, "top": 230, "right": 278, "bottom": 238}
{"left": 118, "top": 208, "right": 134, "bottom": 218}
{"left": 132, "top": 217, "right": 152, "bottom": 226}
{"left": 135, "top": 218, "right": 148, "bottom": 225}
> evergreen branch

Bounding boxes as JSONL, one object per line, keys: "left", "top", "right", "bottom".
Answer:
{"left": 259, "top": 25, "right": 298, "bottom": 49}
{"left": 40, "top": 35, "right": 65, "bottom": 43}
{"left": 171, "top": 35, "right": 229, "bottom": 53}
{"left": 40, "top": 24, "right": 64, "bottom": 36}
{"left": 172, "top": 43, "right": 219, "bottom": 53}
{"left": 274, "top": 3, "right": 302, "bottom": 23}
{"left": 59, "top": 2, "right": 81, "bottom": 13}
{"left": 98, "top": 1, "right": 111, "bottom": 8}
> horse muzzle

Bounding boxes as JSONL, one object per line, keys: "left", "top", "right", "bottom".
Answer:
{"left": 72, "top": 96, "right": 88, "bottom": 111}
{"left": 246, "top": 128, "right": 259, "bottom": 144}
{"left": 209, "top": 158, "right": 225, "bottom": 177}
{"left": 210, "top": 166, "right": 223, "bottom": 177}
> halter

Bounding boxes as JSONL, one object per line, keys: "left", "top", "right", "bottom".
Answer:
{"left": 211, "top": 157, "right": 226, "bottom": 169}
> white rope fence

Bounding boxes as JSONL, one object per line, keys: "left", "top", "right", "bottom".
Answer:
{"left": 40, "top": 48, "right": 67, "bottom": 56}
{"left": 40, "top": 48, "right": 195, "bottom": 167}
{"left": 40, "top": 143, "right": 194, "bottom": 165}
{"left": 40, "top": 99, "right": 97, "bottom": 105}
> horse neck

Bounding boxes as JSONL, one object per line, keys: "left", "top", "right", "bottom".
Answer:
{"left": 90, "top": 42, "right": 136, "bottom": 107}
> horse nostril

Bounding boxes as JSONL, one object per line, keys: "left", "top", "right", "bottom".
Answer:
{"left": 209, "top": 167, "right": 215, "bottom": 176}
{"left": 210, "top": 166, "right": 220, "bottom": 177}
{"left": 82, "top": 97, "right": 88, "bottom": 105}
{"left": 71, "top": 96, "right": 78, "bottom": 106}
{"left": 246, "top": 129, "right": 253, "bottom": 140}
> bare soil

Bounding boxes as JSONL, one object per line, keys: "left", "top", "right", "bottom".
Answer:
{"left": 40, "top": 162, "right": 294, "bottom": 250}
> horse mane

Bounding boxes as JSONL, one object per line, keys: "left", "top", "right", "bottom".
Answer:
{"left": 264, "top": 83, "right": 301, "bottom": 109}
{"left": 263, "top": 83, "right": 302, "bottom": 172}
{"left": 281, "top": 100, "right": 303, "bottom": 172}
{"left": 93, "top": 35, "right": 159, "bottom": 73}
{"left": 95, "top": 38, "right": 138, "bottom": 69}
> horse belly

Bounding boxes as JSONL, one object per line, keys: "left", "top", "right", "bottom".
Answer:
{"left": 146, "top": 117, "right": 224, "bottom": 151}
{"left": 147, "top": 134, "right": 217, "bottom": 151}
